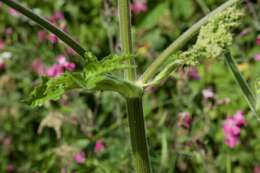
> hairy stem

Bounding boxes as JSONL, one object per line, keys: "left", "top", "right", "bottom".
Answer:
{"left": 1, "top": 0, "right": 86, "bottom": 58}
{"left": 118, "top": 1, "right": 152, "bottom": 173}
{"left": 140, "top": 0, "right": 239, "bottom": 83}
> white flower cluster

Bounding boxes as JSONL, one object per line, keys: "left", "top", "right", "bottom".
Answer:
{"left": 181, "top": 6, "right": 244, "bottom": 64}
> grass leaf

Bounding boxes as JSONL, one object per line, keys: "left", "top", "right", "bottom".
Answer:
{"left": 224, "top": 51, "right": 258, "bottom": 115}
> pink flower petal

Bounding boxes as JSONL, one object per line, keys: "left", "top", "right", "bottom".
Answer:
{"left": 51, "top": 11, "right": 65, "bottom": 22}
{"left": 74, "top": 151, "right": 86, "bottom": 164}
{"left": 38, "top": 31, "right": 46, "bottom": 42}
{"left": 255, "top": 54, "right": 260, "bottom": 61}
{"left": 202, "top": 88, "right": 215, "bottom": 99}
{"left": 233, "top": 111, "right": 245, "bottom": 127}
{"left": 6, "top": 164, "right": 14, "bottom": 172}
{"left": 5, "top": 27, "right": 13, "bottom": 36}
{"left": 256, "top": 35, "right": 260, "bottom": 46}
{"left": 46, "top": 64, "right": 64, "bottom": 77}
{"left": 188, "top": 67, "right": 200, "bottom": 80}
{"left": 223, "top": 111, "right": 246, "bottom": 148}
{"left": 57, "top": 55, "right": 67, "bottom": 65}
{"left": 131, "top": 1, "right": 148, "bottom": 14}
{"left": 64, "top": 62, "right": 76, "bottom": 71}
{"left": 0, "top": 40, "right": 5, "bottom": 50}
{"left": 95, "top": 140, "right": 105, "bottom": 153}
{"left": 32, "top": 58, "right": 46, "bottom": 76}
{"left": 224, "top": 135, "right": 239, "bottom": 148}
{"left": 0, "top": 62, "right": 6, "bottom": 71}
{"left": 178, "top": 112, "right": 191, "bottom": 129}
{"left": 66, "top": 48, "right": 76, "bottom": 55}
{"left": 8, "top": 8, "right": 20, "bottom": 17}
{"left": 48, "top": 34, "right": 58, "bottom": 44}
{"left": 254, "top": 166, "right": 260, "bottom": 173}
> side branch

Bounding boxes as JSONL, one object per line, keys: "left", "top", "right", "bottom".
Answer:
{"left": 140, "top": 0, "right": 240, "bottom": 83}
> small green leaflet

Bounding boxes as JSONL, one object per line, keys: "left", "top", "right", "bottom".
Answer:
{"left": 27, "top": 53, "right": 136, "bottom": 107}
{"left": 26, "top": 74, "right": 78, "bottom": 107}
{"left": 83, "top": 52, "right": 135, "bottom": 77}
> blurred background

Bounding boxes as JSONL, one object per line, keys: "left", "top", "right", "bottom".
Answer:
{"left": 1, "top": 0, "right": 260, "bottom": 172}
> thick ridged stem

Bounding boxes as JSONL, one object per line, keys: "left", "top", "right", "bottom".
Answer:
{"left": 126, "top": 98, "right": 152, "bottom": 173}
{"left": 1, "top": 0, "right": 86, "bottom": 58}
{"left": 118, "top": 0, "right": 136, "bottom": 81}
{"left": 118, "top": 1, "right": 152, "bottom": 173}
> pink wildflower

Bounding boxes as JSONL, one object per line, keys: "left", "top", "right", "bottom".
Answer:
{"left": 57, "top": 55, "right": 76, "bottom": 71}
{"left": 254, "top": 166, "right": 260, "bottom": 173}
{"left": 60, "top": 23, "right": 67, "bottom": 32}
{"left": 178, "top": 112, "right": 191, "bottom": 129}
{"left": 0, "top": 40, "right": 5, "bottom": 50}
{"left": 38, "top": 31, "right": 46, "bottom": 42}
{"left": 233, "top": 111, "right": 245, "bottom": 127}
{"left": 223, "top": 111, "right": 245, "bottom": 148}
{"left": 5, "top": 27, "right": 13, "bottom": 36}
{"left": 257, "top": 35, "right": 260, "bottom": 46}
{"left": 57, "top": 55, "right": 67, "bottom": 65}
{"left": 74, "top": 151, "right": 86, "bottom": 164}
{"left": 131, "top": 1, "right": 147, "bottom": 14}
{"left": 48, "top": 33, "right": 58, "bottom": 44}
{"left": 0, "top": 60, "right": 5, "bottom": 71}
{"left": 6, "top": 164, "right": 14, "bottom": 172}
{"left": 255, "top": 54, "right": 260, "bottom": 61}
{"left": 188, "top": 67, "right": 200, "bottom": 80}
{"left": 95, "top": 140, "right": 105, "bottom": 153}
{"left": 64, "top": 62, "right": 76, "bottom": 71}
{"left": 50, "top": 11, "right": 65, "bottom": 22}
{"left": 46, "top": 64, "right": 64, "bottom": 77}
{"left": 66, "top": 47, "right": 76, "bottom": 56}
{"left": 3, "top": 136, "right": 12, "bottom": 146}
{"left": 32, "top": 58, "right": 46, "bottom": 76}
{"left": 202, "top": 88, "right": 215, "bottom": 99}
{"left": 8, "top": 8, "right": 20, "bottom": 17}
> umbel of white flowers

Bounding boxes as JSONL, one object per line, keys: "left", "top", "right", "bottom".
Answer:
{"left": 148, "top": 6, "right": 244, "bottom": 86}
{"left": 181, "top": 6, "right": 244, "bottom": 63}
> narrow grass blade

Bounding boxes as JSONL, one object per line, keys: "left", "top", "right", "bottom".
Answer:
{"left": 255, "top": 79, "right": 260, "bottom": 110}
{"left": 224, "top": 51, "right": 259, "bottom": 119}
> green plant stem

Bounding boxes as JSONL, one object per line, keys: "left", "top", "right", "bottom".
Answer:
{"left": 226, "top": 153, "right": 232, "bottom": 173}
{"left": 118, "top": 0, "right": 136, "bottom": 81}
{"left": 140, "top": 0, "right": 239, "bottom": 83}
{"left": 126, "top": 98, "right": 152, "bottom": 173}
{"left": 1, "top": 0, "right": 86, "bottom": 58}
{"left": 118, "top": 1, "right": 152, "bottom": 173}
{"left": 195, "top": 0, "right": 210, "bottom": 14}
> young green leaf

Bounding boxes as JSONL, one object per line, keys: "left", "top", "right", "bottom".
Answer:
{"left": 27, "top": 53, "right": 141, "bottom": 107}
{"left": 83, "top": 53, "right": 135, "bottom": 77}
{"left": 26, "top": 74, "right": 79, "bottom": 107}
